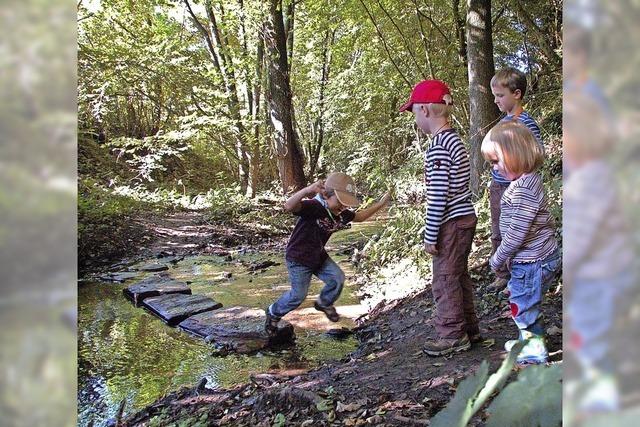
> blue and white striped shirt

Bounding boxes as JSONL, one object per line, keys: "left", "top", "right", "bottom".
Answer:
{"left": 491, "top": 110, "right": 543, "bottom": 185}
{"left": 424, "top": 129, "right": 476, "bottom": 245}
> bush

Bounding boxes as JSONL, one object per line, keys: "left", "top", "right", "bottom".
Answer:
{"left": 78, "top": 179, "right": 157, "bottom": 271}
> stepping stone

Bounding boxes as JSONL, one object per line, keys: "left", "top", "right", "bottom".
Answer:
{"left": 178, "top": 306, "right": 295, "bottom": 355}
{"left": 99, "top": 272, "right": 139, "bottom": 283}
{"left": 247, "top": 260, "right": 279, "bottom": 272}
{"left": 123, "top": 275, "right": 191, "bottom": 306}
{"left": 139, "top": 263, "right": 169, "bottom": 272}
{"left": 143, "top": 293, "right": 222, "bottom": 326}
{"left": 161, "top": 256, "right": 184, "bottom": 264}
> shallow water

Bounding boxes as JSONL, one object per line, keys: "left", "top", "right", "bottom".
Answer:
{"left": 78, "top": 220, "right": 384, "bottom": 426}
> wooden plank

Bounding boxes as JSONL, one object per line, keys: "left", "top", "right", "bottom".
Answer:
{"left": 178, "top": 306, "right": 295, "bottom": 354}
{"left": 142, "top": 293, "right": 222, "bottom": 326}
{"left": 123, "top": 275, "right": 191, "bottom": 306}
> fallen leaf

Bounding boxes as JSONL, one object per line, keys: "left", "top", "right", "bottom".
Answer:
{"left": 337, "top": 401, "right": 364, "bottom": 413}
{"left": 482, "top": 338, "right": 496, "bottom": 348}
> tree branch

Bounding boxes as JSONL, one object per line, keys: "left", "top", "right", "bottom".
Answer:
{"left": 374, "top": 0, "right": 426, "bottom": 79}
{"left": 415, "top": 8, "right": 451, "bottom": 44}
{"left": 357, "top": 0, "right": 412, "bottom": 88}
{"left": 183, "top": 0, "right": 224, "bottom": 76}
{"left": 510, "top": 0, "right": 561, "bottom": 67}
{"left": 411, "top": 0, "right": 435, "bottom": 78}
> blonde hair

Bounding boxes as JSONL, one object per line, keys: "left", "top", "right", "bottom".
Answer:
{"left": 482, "top": 120, "right": 544, "bottom": 175}
{"left": 490, "top": 67, "right": 528, "bottom": 98}
{"left": 426, "top": 94, "right": 453, "bottom": 118}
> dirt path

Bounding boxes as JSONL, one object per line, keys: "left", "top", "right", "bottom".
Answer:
{"left": 119, "top": 212, "right": 563, "bottom": 426}
{"left": 133, "top": 210, "right": 287, "bottom": 258}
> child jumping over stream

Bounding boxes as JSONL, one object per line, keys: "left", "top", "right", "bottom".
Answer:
{"left": 481, "top": 120, "right": 561, "bottom": 364}
{"left": 265, "top": 172, "right": 391, "bottom": 336}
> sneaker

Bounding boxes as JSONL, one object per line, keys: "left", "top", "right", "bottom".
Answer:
{"left": 314, "top": 301, "right": 340, "bottom": 322}
{"left": 264, "top": 308, "right": 280, "bottom": 336}
{"left": 423, "top": 334, "right": 471, "bottom": 356}
{"left": 508, "top": 337, "right": 548, "bottom": 364}
{"left": 504, "top": 339, "right": 519, "bottom": 352}
{"left": 488, "top": 277, "right": 509, "bottom": 292}
{"left": 579, "top": 374, "right": 620, "bottom": 412}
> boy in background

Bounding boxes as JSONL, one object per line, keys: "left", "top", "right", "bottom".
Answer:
{"left": 488, "top": 67, "right": 543, "bottom": 291}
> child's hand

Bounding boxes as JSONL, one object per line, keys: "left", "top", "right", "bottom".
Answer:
{"left": 424, "top": 243, "right": 438, "bottom": 256}
{"left": 307, "top": 179, "right": 325, "bottom": 196}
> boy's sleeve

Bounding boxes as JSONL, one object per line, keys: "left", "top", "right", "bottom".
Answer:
{"left": 340, "top": 209, "right": 356, "bottom": 224}
{"left": 294, "top": 199, "right": 325, "bottom": 218}
{"left": 519, "top": 115, "right": 543, "bottom": 147}
{"left": 423, "top": 146, "right": 452, "bottom": 245}
{"left": 489, "top": 185, "right": 539, "bottom": 270}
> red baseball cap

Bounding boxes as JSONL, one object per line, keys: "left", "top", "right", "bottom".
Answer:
{"left": 399, "top": 80, "right": 453, "bottom": 112}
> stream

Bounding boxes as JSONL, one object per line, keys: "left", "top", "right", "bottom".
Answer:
{"left": 78, "top": 221, "right": 383, "bottom": 426}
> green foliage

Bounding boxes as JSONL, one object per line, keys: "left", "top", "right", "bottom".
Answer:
{"left": 431, "top": 341, "right": 525, "bottom": 427}
{"left": 78, "top": 179, "right": 155, "bottom": 270}
{"left": 272, "top": 412, "right": 286, "bottom": 427}
{"left": 486, "top": 364, "right": 562, "bottom": 427}
{"left": 431, "top": 341, "right": 561, "bottom": 427}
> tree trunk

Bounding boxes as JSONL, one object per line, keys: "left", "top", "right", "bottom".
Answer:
{"left": 265, "top": 0, "right": 306, "bottom": 194}
{"left": 308, "top": 30, "right": 334, "bottom": 180}
{"left": 284, "top": 1, "right": 295, "bottom": 75}
{"left": 453, "top": 0, "right": 468, "bottom": 66}
{"left": 249, "top": 26, "right": 265, "bottom": 198}
{"left": 466, "top": 0, "right": 499, "bottom": 197}
{"left": 185, "top": 0, "right": 250, "bottom": 194}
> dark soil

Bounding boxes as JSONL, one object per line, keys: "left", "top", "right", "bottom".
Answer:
{"left": 115, "top": 212, "right": 563, "bottom": 427}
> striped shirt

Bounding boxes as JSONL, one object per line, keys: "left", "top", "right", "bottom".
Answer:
{"left": 490, "top": 173, "right": 557, "bottom": 269}
{"left": 564, "top": 161, "right": 632, "bottom": 280}
{"left": 424, "top": 128, "right": 475, "bottom": 245}
{"left": 492, "top": 111, "right": 542, "bottom": 185}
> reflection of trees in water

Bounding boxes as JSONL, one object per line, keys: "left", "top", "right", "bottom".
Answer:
{"left": 0, "top": 308, "right": 76, "bottom": 427}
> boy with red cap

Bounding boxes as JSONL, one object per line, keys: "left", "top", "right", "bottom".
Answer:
{"left": 400, "top": 80, "right": 480, "bottom": 356}
{"left": 265, "top": 173, "right": 391, "bottom": 335}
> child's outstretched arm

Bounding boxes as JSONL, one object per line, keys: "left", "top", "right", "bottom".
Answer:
{"left": 284, "top": 180, "right": 325, "bottom": 213}
{"left": 353, "top": 192, "right": 392, "bottom": 222}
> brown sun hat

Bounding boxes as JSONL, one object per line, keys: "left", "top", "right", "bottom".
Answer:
{"left": 325, "top": 172, "right": 360, "bottom": 207}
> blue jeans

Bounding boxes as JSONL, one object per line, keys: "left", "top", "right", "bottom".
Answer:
{"left": 269, "top": 258, "right": 345, "bottom": 318}
{"left": 508, "top": 249, "right": 561, "bottom": 335}
{"left": 568, "top": 271, "right": 633, "bottom": 370}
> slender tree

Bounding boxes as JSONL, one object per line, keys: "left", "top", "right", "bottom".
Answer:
{"left": 466, "top": 0, "right": 499, "bottom": 196}
{"left": 265, "top": 0, "right": 306, "bottom": 193}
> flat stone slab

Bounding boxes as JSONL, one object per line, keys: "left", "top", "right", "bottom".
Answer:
{"left": 246, "top": 260, "right": 280, "bottom": 272}
{"left": 123, "top": 275, "right": 192, "bottom": 306}
{"left": 179, "top": 306, "right": 295, "bottom": 354}
{"left": 99, "top": 272, "right": 139, "bottom": 283}
{"left": 139, "top": 263, "right": 169, "bottom": 272}
{"left": 143, "top": 293, "right": 222, "bottom": 326}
